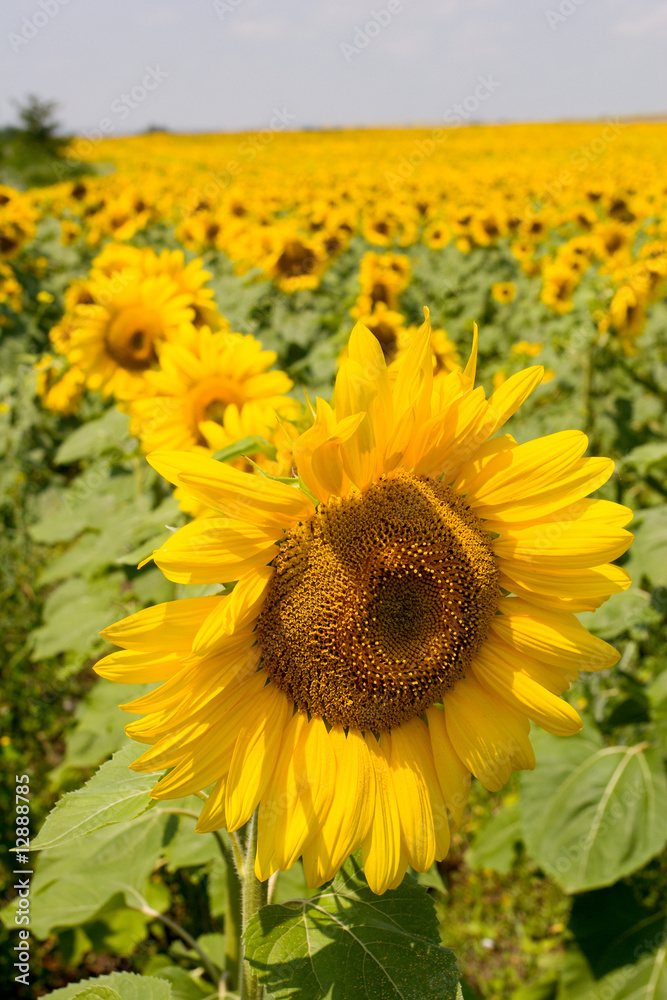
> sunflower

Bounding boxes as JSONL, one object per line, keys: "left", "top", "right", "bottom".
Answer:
{"left": 351, "top": 251, "right": 412, "bottom": 318}
{"left": 66, "top": 271, "right": 196, "bottom": 399}
{"left": 90, "top": 244, "right": 224, "bottom": 330}
{"left": 0, "top": 262, "right": 22, "bottom": 313}
{"left": 540, "top": 260, "right": 579, "bottom": 314}
{"left": 491, "top": 281, "right": 516, "bottom": 304}
{"left": 99, "top": 311, "right": 632, "bottom": 895}
{"left": 34, "top": 355, "right": 85, "bottom": 415}
{"left": 0, "top": 185, "right": 37, "bottom": 259}
{"left": 127, "top": 326, "right": 300, "bottom": 454}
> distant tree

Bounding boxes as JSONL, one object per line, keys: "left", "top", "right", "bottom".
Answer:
{"left": 12, "top": 94, "right": 65, "bottom": 150}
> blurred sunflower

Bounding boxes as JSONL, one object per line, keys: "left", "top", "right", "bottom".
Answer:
{"left": 34, "top": 355, "right": 85, "bottom": 415}
{"left": 66, "top": 271, "right": 195, "bottom": 399}
{"left": 99, "top": 311, "right": 632, "bottom": 895}
{"left": 128, "top": 326, "right": 299, "bottom": 454}
{"left": 491, "top": 281, "right": 517, "bottom": 304}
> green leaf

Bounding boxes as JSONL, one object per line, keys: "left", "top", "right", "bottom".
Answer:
{"left": 43, "top": 972, "right": 172, "bottom": 1000}
{"left": 578, "top": 588, "right": 653, "bottom": 640}
{"left": 31, "top": 574, "right": 123, "bottom": 660}
{"left": 588, "top": 948, "right": 667, "bottom": 999}
{"left": 511, "top": 978, "right": 558, "bottom": 1000}
{"left": 151, "top": 967, "right": 212, "bottom": 1000}
{"left": 212, "top": 435, "right": 276, "bottom": 463}
{"left": 244, "top": 857, "right": 461, "bottom": 1000}
{"left": 521, "top": 728, "right": 667, "bottom": 892}
{"left": 161, "top": 804, "right": 221, "bottom": 870}
{"left": 70, "top": 988, "right": 122, "bottom": 1000}
{"left": 31, "top": 744, "right": 157, "bottom": 850}
{"left": 20, "top": 812, "right": 167, "bottom": 936}
{"left": 50, "top": 680, "right": 153, "bottom": 778}
{"left": 624, "top": 505, "right": 667, "bottom": 589}
{"left": 54, "top": 407, "right": 134, "bottom": 465}
{"left": 568, "top": 883, "right": 667, "bottom": 982}
{"left": 621, "top": 441, "right": 667, "bottom": 474}
{"left": 466, "top": 799, "right": 522, "bottom": 875}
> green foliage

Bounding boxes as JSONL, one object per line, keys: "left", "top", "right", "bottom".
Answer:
{"left": 31, "top": 744, "right": 156, "bottom": 850}
{"left": 521, "top": 726, "right": 667, "bottom": 893}
{"left": 465, "top": 800, "right": 522, "bottom": 876}
{"left": 44, "top": 972, "right": 173, "bottom": 1000}
{"left": 244, "top": 858, "right": 461, "bottom": 1000}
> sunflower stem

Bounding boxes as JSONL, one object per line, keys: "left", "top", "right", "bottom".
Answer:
{"left": 225, "top": 844, "right": 244, "bottom": 992}
{"left": 239, "top": 813, "right": 268, "bottom": 1000}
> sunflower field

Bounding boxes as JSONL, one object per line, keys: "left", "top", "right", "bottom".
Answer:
{"left": 2, "top": 121, "right": 667, "bottom": 1000}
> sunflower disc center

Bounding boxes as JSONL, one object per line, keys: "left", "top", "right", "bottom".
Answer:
{"left": 256, "top": 471, "right": 500, "bottom": 730}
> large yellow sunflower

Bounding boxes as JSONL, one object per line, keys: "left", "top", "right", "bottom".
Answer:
{"left": 98, "top": 311, "right": 632, "bottom": 894}
{"left": 127, "top": 326, "right": 300, "bottom": 454}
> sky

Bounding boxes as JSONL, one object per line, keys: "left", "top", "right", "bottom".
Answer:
{"left": 1, "top": 0, "right": 666, "bottom": 135}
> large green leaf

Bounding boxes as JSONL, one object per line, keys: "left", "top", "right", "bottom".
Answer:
{"left": 43, "top": 972, "right": 172, "bottom": 1000}
{"left": 521, "top": 727, "right": 667, "bottom": 892}
{"left": 587, "top": 948, "right": 667, "bottom": 999}
{"left": 566, "top": 883, "right": 667, "bottom": 988}
{"left": 31, "top": 744, "right": 157, "bottom": 850}
{"left": 13, "top": 812, "right": 167, "bottom": 936}
{"left": 244, "top": 858, "right": 460, "bottom": 1000}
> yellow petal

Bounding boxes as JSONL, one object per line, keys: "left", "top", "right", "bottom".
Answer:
{"left": 94, "top": 648, "right": 182, "bottom": 683}
{"left": 491, "top": 596, "right": 620, "bottom": 672}
{"left": 148, "top": 450, "right": 313, "bottom": 526}
{"left": 134, "top": 669, "right": 265, "bottom": 781}
{"left": 444, "top": 676, "right": 535, "bottom": 791}
{"left": 498, "top": 508, "right": 632, "bottom": 574}
{"left": 413, "top": 386, "right": 492, "bottom": 479}
{"left": 462, "top": 322, "right": 479, "bottom": 389}
{"left": 302, "top": 726, "right": 375, "bottom": 888}
{"left": 255, "top": 714, "right": 335, "bottom": 879}
{"left": 225, "top": 683, "right": 291, "bottom": 831}
{"left": 390, "top": 718, "right": 450, "bottom": 869}
{"left": 153, "top": 516, "right": 282, "bottom": 585}
{"left": 499, "top": 562, "right": 631, "bottom": 612}
{"left": 472, "top": 642, "right": 583, "bottom": 736}
{"left": 361, "top": 733, "right": 406, "bottom": 895}
{"left": 100, "top": 595, "right": 221, "bottom": 651}
{"left": 192, "top": 567, "right": 273, "bottom": 655}
{"left": 483, "top": 366, "right": 544, "bottom": 437}
{"left": 426, "top": 706, "right": 471, "bottom": 830}
{"left": 386, "top": 311, "right": 433, "bottom": 470}
{"left": 195, "top": 777, "right": 226, "bottom": 833}
{"left": 293, "top": 399, "right": 362, "bottom": 502}
{"left": 454, "top": 429, "right": 590, "bottom": 508}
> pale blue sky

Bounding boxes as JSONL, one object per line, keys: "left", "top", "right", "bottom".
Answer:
{"left": 1, "top": 0, "right": 665, "bottom": 133}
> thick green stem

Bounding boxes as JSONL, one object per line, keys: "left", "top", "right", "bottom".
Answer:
{"left": 240, "top": 814, "right": 268, "bottom": 1000}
